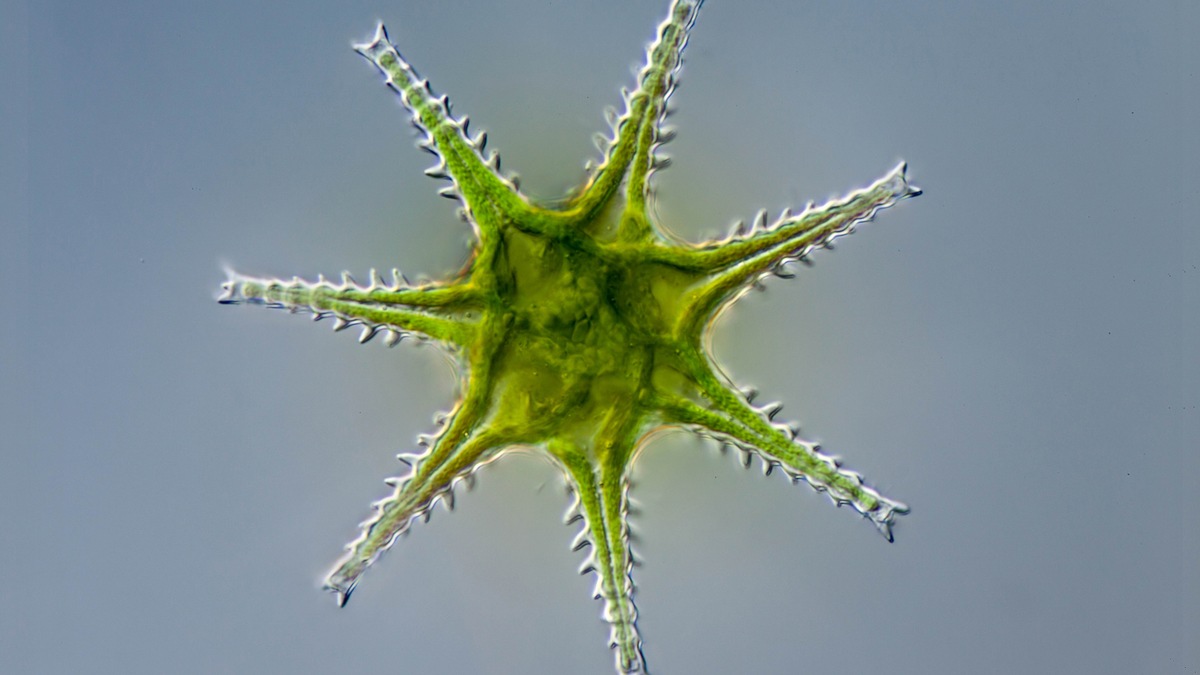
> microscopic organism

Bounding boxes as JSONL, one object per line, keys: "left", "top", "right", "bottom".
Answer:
{"left": 220, "top": 1, "right": 919, "bottom": 671}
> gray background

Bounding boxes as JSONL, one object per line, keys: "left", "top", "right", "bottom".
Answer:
{"left": 3, "top": 0, "right": 1196, "bottom": 673}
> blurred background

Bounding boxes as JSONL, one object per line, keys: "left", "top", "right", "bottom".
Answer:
{"left": 2, "top": 1, "right": 1196, "bottom": 673}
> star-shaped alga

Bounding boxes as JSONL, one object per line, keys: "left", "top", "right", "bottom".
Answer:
{"left": 220, "top": 1, "right": 919, "bottom": 672}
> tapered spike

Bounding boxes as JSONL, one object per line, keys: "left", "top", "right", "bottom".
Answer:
{"left": 333, "top": 589, "right": 350, "bottom": 608}
{"left": 603, "top": 106, "right": 619, "bottom": 129}
{"left": 754, "top": 208, "right": 769, "bottom": 231}
{"left": 764, "top": 402, "right": 783, "bottom": 421}
{"left": 762, "top": 459, "right": 776, "bottom": 477}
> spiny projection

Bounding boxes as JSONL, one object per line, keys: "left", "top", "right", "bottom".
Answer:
{"left": 219, "top": 1, "right": 919, "bottom": 672}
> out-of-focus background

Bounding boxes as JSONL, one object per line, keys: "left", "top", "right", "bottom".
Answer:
{"left": 3, "top": 1, "right": 1196, "bottom": 673}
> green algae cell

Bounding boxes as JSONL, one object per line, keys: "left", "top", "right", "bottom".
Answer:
{"left": 219, "top": 2, "right": 920, "bottom": 672}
